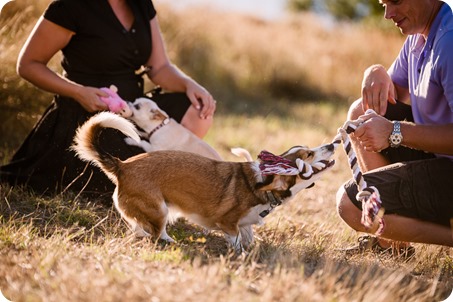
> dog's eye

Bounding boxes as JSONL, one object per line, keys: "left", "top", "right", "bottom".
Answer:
{"left": 306, "top": 151, "right": 314, "bottom": 158}
{"left": 134, "top": 104, "right": 141, "bottom": 110}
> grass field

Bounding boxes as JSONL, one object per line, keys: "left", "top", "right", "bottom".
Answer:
{"left": 1, "top": 1, "right": 452, "bottom": 301}
{"left": 1, "top": 109, "right": 452, "bottom": 301}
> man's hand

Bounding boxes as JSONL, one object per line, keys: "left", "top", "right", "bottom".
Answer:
{"left": 361, "top": 64, "right": 397, "bottom": 115}
{"left": 353, "top": 110, "right": 394, "bottom": 152}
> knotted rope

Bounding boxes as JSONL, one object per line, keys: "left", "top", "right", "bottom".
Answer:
{"left": 332, "top": 109, "right": 385, "bottom": 235}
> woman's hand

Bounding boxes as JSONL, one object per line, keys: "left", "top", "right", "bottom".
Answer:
{"left": 72, "top": 86, "right": 109, "bottom": 113}
{"left": 361, "top": 64, "right": 397, "bottom": 115}
{"left": 185, "top": 80, "right": 216, "bottom": 120}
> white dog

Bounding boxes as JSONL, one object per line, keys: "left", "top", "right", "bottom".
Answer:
{"left": 121, "top": 97, "right": 221, "bottom": 160}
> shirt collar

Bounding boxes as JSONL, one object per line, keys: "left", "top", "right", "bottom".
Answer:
{"left": 425, "top": 3, "right": 449, "bottom": 50}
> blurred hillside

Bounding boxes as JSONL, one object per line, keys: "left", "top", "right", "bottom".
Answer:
{"left": 0, "top": 0, "right": 404, "bottom": 150}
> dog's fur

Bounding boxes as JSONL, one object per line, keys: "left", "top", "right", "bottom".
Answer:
{"left": 120, "top": 97, "right": 221, "bottom": 160}
{"left": 72, "top": 112, "right": 336, "bottom": 252}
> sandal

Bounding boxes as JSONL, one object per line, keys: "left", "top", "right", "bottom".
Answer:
{"left": 342, "top": 235, "right": 415, "bottom": 259}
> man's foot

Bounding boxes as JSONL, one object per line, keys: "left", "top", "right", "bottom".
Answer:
{"left": 342, "top": 235, "right": 415, "bottom": 259}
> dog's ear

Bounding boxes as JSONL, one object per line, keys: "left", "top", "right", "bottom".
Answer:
{"left": 256, "top": 175, "right": 289, "bottom": 191}
{"left": 151, "top": 109, "right": 169, "bottom": 121}
{"left": 157, "top": 107, "right": 169, "bottom": 119}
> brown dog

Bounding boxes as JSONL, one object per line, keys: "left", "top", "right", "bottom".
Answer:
{"left": 72, "top": 112, "right": 336, "bottom": 252}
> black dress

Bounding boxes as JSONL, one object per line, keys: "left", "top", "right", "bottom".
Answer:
{"left": 0, "top": 0, "right": 191, "bottom": 201}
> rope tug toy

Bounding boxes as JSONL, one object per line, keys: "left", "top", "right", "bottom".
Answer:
{"left": 331, "top": 109, "right": 385, "bottom": 235}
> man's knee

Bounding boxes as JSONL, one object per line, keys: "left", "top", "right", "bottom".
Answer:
{"left": 347, "top": 98, "right": 364, "bottom": 121}
{"left": 336, "top": 185, "right": 364, "bottom": 231}
{"left": 336, "top": 185, "right": 349, "bottom": 220}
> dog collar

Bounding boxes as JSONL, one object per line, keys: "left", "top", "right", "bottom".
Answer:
{"left": 259, "top": 191, "right": 283, "bottom": 218}
{"left": 146, "top": 118, "right": 169, "bottom": 140}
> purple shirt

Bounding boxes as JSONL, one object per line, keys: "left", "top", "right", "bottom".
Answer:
{"left": 388, "top": 3, "right": 453, "bottom": 159}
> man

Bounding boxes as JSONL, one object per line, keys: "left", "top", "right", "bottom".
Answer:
{"left": 336, "top": 0, "right": 453, "bottom": 255}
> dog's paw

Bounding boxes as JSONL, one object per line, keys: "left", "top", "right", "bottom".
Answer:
{"left": 134, "top": 227, "right": 151, "bottom": 238}
{"left": 159, "top": 232, "right": 176, "bottom": 243}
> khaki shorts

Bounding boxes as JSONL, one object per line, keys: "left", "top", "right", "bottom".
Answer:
{"left": 345, "top": 157, "right": 453, "bottom": 226}
{"left": 344, "top": 102, "right": 453, "bottom": 226}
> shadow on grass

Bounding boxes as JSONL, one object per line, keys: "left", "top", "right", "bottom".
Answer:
{"left": 1, "top": 183, "right": 451, "bottom": 301}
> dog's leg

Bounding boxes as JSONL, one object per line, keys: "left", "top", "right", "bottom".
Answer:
{"left": 116, "top": 192, "right": 175, "bottom": 243}
{"left": 133, "top": 224, "right": 151, "bottom": 237}
{"left": 223, "top": 232, "right": 244, "bottom": 253}
{"left": 114, "top": 190, "right": 150, "bottom": 237}
{"left": 239, "top": 225, "right": 254, "bottom": 249}
{"left": 217, "top": 221, "right": 244, "bottom": 253}
{"left": 157, "top": 211, "right": 175, "bottom": 243}
{"left": 143, "top": 201, "right": 176, "bottom": 243}
{"left": 116, "top": 209, "right": 151, "bottom": 237}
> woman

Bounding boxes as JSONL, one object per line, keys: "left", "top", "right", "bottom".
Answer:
{"left": 0, "top": 0, "right": 217, "bottom": 202}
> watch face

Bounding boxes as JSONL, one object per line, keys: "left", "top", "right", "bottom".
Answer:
{"left": 390, "top": 133, "right": 403, "bottom": 147}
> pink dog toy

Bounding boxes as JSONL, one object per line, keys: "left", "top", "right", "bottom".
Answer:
{"left": 99, "top": 85, "right": 132, "bottom": 117}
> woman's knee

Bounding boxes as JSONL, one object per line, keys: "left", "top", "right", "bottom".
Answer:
{"left": 180, "top": 106, "right": 214, "bottom": 138}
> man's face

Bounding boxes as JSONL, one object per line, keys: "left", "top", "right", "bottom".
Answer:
{"left": 379, "top": 0, "right": 438, "bottom": 35}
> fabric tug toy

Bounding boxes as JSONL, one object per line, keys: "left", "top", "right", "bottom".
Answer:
{"left": 258, "top": 150, "right": 326, "bottom": 179}
{"left": 99, "top": 85, "right": 132, "bottom": 117}
{"left": 331, "top": 109, "right": 385, "bottom": 235}
{"left": 258, "top": 151, "right": 299, "bottom": 176}
{"left": 257, "top": 150, "right": 327, "bottom": 218}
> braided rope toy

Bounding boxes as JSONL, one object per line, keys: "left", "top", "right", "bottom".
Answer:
{"left": 332, "top": 109, "right": 385, "bottom": 235}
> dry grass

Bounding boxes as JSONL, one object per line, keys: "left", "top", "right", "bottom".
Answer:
{"left": 1, "top": 1, "right": 452, "bottom": 301}
{"left": 1, "top": 107, "right": 452, "bottom": 301}
{"left": 155, "top": 4, "right": 404, "bottom": 103}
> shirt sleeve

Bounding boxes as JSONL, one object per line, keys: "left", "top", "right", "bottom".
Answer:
{"left": 43, "top": 0, "right": 79, "bottom": 32}
{"left": 139, "top": 0, "right": 157, "bottom": 21}
{"left": 435, "top": 31, "right": 453, "bottom": 112}
{"left": 388, "top": 36, "right": 411, "bottom": 89}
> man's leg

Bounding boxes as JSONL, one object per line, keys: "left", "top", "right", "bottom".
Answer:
{"left": 336, "top": 186, "right": 453, "bottom": 247}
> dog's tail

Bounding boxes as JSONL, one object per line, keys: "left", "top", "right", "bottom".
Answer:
{"left": 72, "top": 111, "right": 141, "bottom": 184}
{"left": 231, "top": 147, "right": 253, "bottom": 162}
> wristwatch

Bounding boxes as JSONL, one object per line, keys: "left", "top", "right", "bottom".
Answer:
{"left": 389, "top": 121, "right": 403, "bottom": 148}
